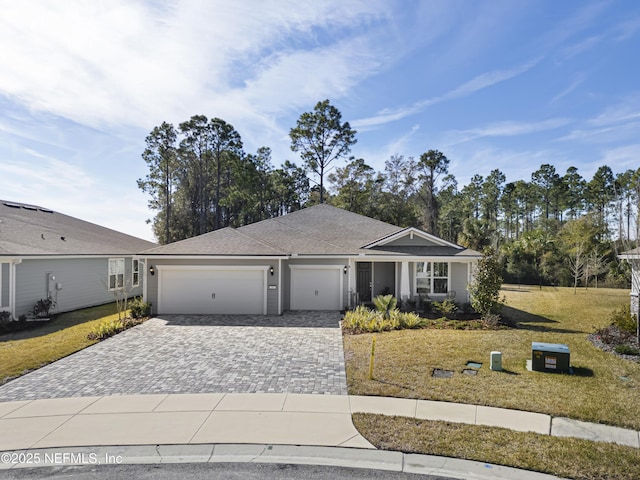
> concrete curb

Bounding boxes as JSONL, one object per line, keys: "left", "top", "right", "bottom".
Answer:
{"left": 0, "top": 444, "right": 567, "bottom": 480}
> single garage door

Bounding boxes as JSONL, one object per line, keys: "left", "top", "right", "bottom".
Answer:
{"left": 290, "top": 267, "right": 342, "bottom": 310}
{"left": 158, "top": 267, "right": 266, "bottom": 314}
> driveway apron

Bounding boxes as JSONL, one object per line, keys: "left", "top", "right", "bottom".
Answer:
{"left": 0, "top": 312, "right": 347, "bottom": 401}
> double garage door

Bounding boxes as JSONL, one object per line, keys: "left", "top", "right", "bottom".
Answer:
{"left": 158, "top": 267, "right": 267, "bottom": 315}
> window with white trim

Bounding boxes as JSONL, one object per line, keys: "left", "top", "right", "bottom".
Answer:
{"left": 108, "top": 258, "right": 125, "bottom": 290}
{"left": 132, "top": 259, "right": 140, "bottom": 287}
{"left": 415, "top": 262, "right": 449, "bottom": 295}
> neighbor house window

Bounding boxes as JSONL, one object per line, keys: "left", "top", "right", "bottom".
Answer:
{"left": 415, "top": 262, "right": 449, "bottom": 295}
{"left": 108, "top": 258, "right": 125, "bottom": 290}
{"left": 132, "top": 259, "right": 140, "bottom": 287}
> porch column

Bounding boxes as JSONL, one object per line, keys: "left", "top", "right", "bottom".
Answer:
{"left": 400, "top": 261, "right": 410, "bottom": 300}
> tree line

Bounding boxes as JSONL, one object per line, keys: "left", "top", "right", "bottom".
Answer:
{"left": 138, "top": 100, "right": 639, "bottom": 289}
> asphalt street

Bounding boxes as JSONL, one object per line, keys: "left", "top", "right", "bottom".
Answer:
{"left": 0, "top": 463, "right": 455, "bottom": 480}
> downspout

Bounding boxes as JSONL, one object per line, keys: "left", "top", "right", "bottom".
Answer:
{"left": 141, "top": 257, "right": 148, "bottom": 304}
{"left": 10, "top": 259, "right": 22, "bottom": 319}
{"left": 278, "top": 258, "right": 282, "bottom": 315}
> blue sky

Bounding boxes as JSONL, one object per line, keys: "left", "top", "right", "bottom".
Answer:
{"left": 1, "top": 1, "right": 639, "bottom": 241}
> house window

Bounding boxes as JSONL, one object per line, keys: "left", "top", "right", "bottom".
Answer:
{"left": 415, "top": 262, "right": 449, "bottom": 295}
{"left": 108, "top": 258, "right": 125, "bottom": 290}
{"left": 132, "top": 259, "right": 140, "bottom": 287}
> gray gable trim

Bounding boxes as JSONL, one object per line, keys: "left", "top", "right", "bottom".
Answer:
{"left": 365, "top": 245, "right": 482, "bottom": 257}
{"left": 362, "top": 227, "right": 463, "bottom": 249}
{"left": 0, "top": 200, "right": 155, "bottom": 256}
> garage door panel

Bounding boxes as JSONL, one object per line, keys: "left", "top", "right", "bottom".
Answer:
{"left": 159, "top": 268, "right": 265, "bottom": 315}
{"left": 290, "top": 268, "right": 341, "bottom": 310}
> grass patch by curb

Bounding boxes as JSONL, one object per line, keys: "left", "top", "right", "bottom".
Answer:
{"left": 0, "top": 303, "right": 126, "bottom": 385}
{"left": 353, "top": 413, "right": 640, "bottom": 480}
{"left": 344, "top": 286, "right": 640, "bottom": 429}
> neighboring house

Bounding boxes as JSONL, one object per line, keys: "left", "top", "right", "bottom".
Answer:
{"left": 618, "top": 247, "right": 640, "bottom": 317}
{"left": 0, "top": 200, "right": 156, "bottom": 319}
{"left": 140, "top": 204, "right": 482, "bottom": 315}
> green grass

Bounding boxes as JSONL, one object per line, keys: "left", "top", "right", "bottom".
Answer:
{"left": 353, "top": 413, "right": 640, "bottom": 480}
{"left": 344, "top": 285, "right": 640, "bottom": 429}
{"left": 0, "top": 303, "right": 122, "bottom": 385}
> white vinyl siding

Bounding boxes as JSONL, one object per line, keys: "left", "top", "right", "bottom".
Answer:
{"left": 108, "top": 258, "right": 125, "bottom": 290}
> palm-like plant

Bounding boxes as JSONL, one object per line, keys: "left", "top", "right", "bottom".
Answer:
{"left": 373, "top": 294, "right": 397, "bottom": 319}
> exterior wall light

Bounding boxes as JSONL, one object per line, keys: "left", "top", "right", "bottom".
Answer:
{"left": 269, "top": 266, "right": 274, "bottom": 276}
{"left": 344, "top": 265, "right": 348, "bottom": 275}
{"left": 149, "top": 265, "right": 155, "bottom": 276}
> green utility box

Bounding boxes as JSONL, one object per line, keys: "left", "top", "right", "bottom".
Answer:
{"left": 531, "top": 342, "right": 570, "bottom": 373}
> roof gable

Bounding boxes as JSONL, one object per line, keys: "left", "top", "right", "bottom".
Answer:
{"left": 362, "top": 227, "right": 462, "bottom": 250}
{"left": 0, "top": 200, "right": 155, "bottom": 256}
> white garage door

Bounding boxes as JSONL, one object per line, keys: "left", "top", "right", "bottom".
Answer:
{"left": 158, "top": 267, "right": 266, "bottom": 315}
{"left": 290, "top": 267, "right": 342, "bottom": 310}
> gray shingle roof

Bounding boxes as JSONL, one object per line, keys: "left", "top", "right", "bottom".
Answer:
{"left": 0, "top": 200, "right": 156, "bottom": 256}
{"left": 142, "top": 227, "right": 284, "bottom": 256}
{"left": 143, "top": 204, "right": 479, "bottom": 258}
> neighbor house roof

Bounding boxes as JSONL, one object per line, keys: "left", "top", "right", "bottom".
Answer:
{"left": 0, "top": 200, "right": 156, "bottom": 256}
{"left": 142, "top": 204, "right": 481, "bottom": 258}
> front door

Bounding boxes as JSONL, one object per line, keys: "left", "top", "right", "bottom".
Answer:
{"left": 357, "top": 262, "right": 372, "bottom": 303}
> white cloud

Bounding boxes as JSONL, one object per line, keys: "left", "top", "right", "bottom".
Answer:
{"left": 353, "top": 57, "right": 542, "bottom": 129}
{"left": 600, "top": 144, "right": 640, "bottom": 170}
{"left": 589, "top": 104, "right": 640, "bottom": 127}
{"left": 442, "top": 118, "right": 570, "bottom": 146}
{"left": 549, "top": 74, "right": 585, "bottom": 105}
{"left": 0, "top": 0, "right": 389, "bottom": 131}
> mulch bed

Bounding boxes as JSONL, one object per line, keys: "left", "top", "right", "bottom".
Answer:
{"left": 588, "top": 325, "right": 640, "bottom": 362}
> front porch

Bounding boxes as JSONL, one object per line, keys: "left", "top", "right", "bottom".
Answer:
{"left": 348, "top": 259, "right": 471, "bottom": 309}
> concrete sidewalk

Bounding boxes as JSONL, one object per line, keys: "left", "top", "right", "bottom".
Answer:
{"left": 1, "top": 393, "right": 638, "bottom": 452}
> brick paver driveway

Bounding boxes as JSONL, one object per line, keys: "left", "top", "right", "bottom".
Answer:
{"left": 0, "top": 312, "right": 347, "bottom": 401}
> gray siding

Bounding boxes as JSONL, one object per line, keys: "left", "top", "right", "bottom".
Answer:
{"left": 1, "top": 263, "right": 8, "bottom": 308}
{"left": 145, "top": 258, "right": 280, "bottom": 315}
{"left": 386, "top": 236, "right": 438, "bottom": 247}
{"left": 15, "top": 257, "right": 143, "bottom": 317}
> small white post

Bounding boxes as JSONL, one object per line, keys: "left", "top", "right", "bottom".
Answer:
{"left": 490, "top": 351, "right": 502, "bottom": 371}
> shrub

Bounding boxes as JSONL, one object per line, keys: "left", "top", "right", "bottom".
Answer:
{"left": 372, "top": 295, "right": 397, "bottom": 319}
{"left": 87, "top": 319, "right": 124, "bottom": 340}
{"left": 434, "top": 299, "right": 457, "bottom": 318}
{"left": 614, "top": 344, "right": 640, "bottom": 356}
{"left": 481, "top": 313, "right": 501, "bottom": 329}
{"left": 468, "top": 247, "right": 505, "bottom": 315}
{"left": 129, "top": 297, "right": 152, "bottom": 319}
{"left": 608, "top": 304, "right": 637, "bottom": 334}
{"left": 33, "top": 297, "right": 55, "bottom": 318}
{"left": 0, "top": 311, "right": 12, "bottom": 323}
{"left": 343, "top": 305, "right": 427, "bottom": 333}
{"left": 398, "top": 311, "right": 426, "bottom": 329}
{"left": 87, "top": 317, "right": 144, "bottom": 341}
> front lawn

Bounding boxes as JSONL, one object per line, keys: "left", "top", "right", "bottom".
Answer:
{"left": 0, "top": 303, "right": 121, "bottom": 385}
{"left": 344, "top": 286, "right": 640, "bottom": 429}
